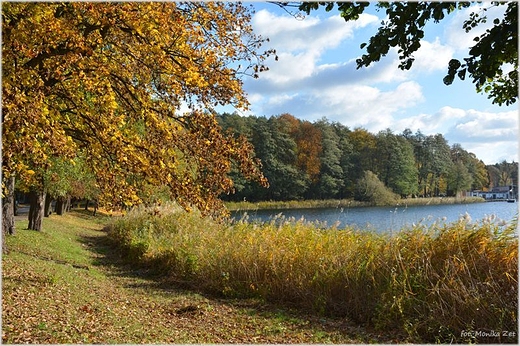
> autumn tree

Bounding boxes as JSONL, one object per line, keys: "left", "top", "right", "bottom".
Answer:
{"left": 466, "top": 154, "right": 489, "bottom": 191}
{"left": 488, "top": 160, "right": 518, "bottom": 187}
{"left": 2, "top": 2, "right": 274, "bottom": 232}
{"left": 288, "top": 1, "right": 518, "bottom": 106}
{"left": 278, "top": 113, "right": 323, "bottom": 184}
{"left": 448, "top": 143, "right": 490, "bottom": 195}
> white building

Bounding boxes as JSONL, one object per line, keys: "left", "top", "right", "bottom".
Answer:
{"left": 471, "top": 185, "right": 517, "bottom": 201}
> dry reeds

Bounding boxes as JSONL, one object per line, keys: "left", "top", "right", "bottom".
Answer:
{"left": 108, "top": 203, "right": 518, "bottom": 343}
{"left": 225, "top": 196, "right": 485, "bottom": 211}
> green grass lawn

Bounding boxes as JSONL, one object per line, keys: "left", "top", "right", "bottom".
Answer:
{"left": 2, "top": 210, "right": 393, "bottom": 344}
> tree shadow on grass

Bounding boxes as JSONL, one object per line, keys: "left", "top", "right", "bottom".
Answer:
{"left": 78, "top": 227, "right": 401, "bottom": 344}
{"left": 68, "top": 208, "right": 110, "bottom": 222}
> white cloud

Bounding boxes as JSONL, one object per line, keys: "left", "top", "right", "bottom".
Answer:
{"left": 444, "top": 3, "right": 508, "bottom": 52}
{"left": 463, "top": 141, "right": 518, "bottom": 165}
{"left": 393, "top": 106, "right": 462, "bottom": 134}
{"left": 266, "top": 93, "right": 299, "bottom": 107}
{"left": 337, "top": 81, "right": 425, "bottom": 132}
{"left": 392, "top": 107, "right": 519, "bottom": 164}
{"left": 246, "top": 49, "right": 409, "bottom": 96}
{"left": 394, "top": 107, "right": 518, "bottom": 141}
{"left": 246, "top": 92, "right": 264, "bottom": 105}
{"left": 263, "top": 51, "right": 318, "bottom": 84}
{"left": 448, "top": 109, "right": 518, "bottom": 142}
{"left": 241, "top": 6, "right": 518, "bottom": 165}
{"left": 253, "top": 9, "right": 378, "bottom": 52}
{"left": 412, "top": 37, "right": 454, "bottom": 73}
{"left": 251, "top": 9, "right": 380, "bottom": 87}
{"left": 249, "top": 81, "right": 425, "bottom": 132}
{"left": 247, "top": 9, "right": 425, "bottom": 131}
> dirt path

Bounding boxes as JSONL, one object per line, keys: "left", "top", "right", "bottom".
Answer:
{"left": 80, "top": 227, "right": 392, "bottom": 343}
{"left": 3, "top": 212, "right": 397, "bottom": 343}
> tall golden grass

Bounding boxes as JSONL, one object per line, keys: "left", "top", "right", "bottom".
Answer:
{"left": 107, "top": 203, "right": 518, "bottom": 343}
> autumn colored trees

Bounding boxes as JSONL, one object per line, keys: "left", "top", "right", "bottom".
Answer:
{"left": 218, "top": 112, "right": 494, "bottom": 202}
{"left": 3, "top": 2, "right": 515, "bottom": 238}
{"left": 488, "top": 160, "right": 519, "bottom": 187}
{"left": 2, "top": 2, "right": 274, "bottom": 232}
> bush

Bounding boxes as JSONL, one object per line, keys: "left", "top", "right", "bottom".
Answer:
{"left": 355, "top": 170, "right": 399, "bottom": 205}
{"left": 108, "top": 203, "right": 518, "bottom": 343}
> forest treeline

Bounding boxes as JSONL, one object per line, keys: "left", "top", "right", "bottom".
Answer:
{"left": 218, "top": 112, "right": 518, "bottom": 202}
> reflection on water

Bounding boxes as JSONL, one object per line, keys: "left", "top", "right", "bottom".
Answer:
{"left": 231, "top": 201, "right": 519, "bottom": 233}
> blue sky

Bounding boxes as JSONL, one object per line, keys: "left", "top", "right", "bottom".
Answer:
{"left": 227, "top": 2, "right": 518, "bottom": 165}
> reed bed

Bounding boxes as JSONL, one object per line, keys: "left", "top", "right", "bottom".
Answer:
{"left": 107, "top": 203, "right": 517, "bottom": 343}
{"left": 225, "top": 196, "right": 485, "bottom": 211}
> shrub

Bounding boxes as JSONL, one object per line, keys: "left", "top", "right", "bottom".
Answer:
{"left": 355, "top": 170, "right": 399, "bottom": 205}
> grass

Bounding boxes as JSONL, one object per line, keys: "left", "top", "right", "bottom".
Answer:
{"left": 108, "top": 203, "right": 518, "bottom": 343}
{"left": 3, "top": 210, "right": 393, "bottom": 344}
{"left": 225, "top": 196, "right": 486, "bottom": 211}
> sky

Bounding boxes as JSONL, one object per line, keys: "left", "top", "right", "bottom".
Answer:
{"left": 223, "top": 2, "right": 518, "bottom": 166}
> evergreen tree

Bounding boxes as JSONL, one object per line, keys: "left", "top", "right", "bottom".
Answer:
{"left": 312, "top": 119, "right": 344, "bottom": 199}
{"left": 248, "top": 117, "right": 308, "bottom": 201}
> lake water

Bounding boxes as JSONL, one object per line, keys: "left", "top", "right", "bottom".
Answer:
{"left": 231, "top": 201, "right": 519, "bottom": 233}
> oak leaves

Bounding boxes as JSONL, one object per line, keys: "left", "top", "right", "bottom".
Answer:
{"left": 2, "top": 2, "right": 273, "bottom": 216}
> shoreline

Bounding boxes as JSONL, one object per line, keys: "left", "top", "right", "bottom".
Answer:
{"left": 225, "top": 196, "right": 486, "bottom": 211}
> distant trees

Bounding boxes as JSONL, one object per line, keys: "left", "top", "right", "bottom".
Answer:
{"left": 487, "top": 160, "right": 518, "bottom": 187}
{"left": 219, "top": 113, "right": 494, "bottom": 202}
{"left": 374, "top": 129, "right": 418, "bottom": 197}
{"left": 449, "top": 144, "right": 474, "bottom": 197}
{"left": 421, "top": 134, "right": 454, "bottom": 197}
{"left": 346, "top": 128, "right": 377, "bottom": 192}
{"left": 311, "top": 119, "right": 344, "bottom": 199}
{"left": 279, "top": 114, "right": 323, "bottom": 185}
{"left": 251, "top": 116, "right": 307, "bottom": 201}
{"left": 42, "top": 154, "right": 99, "bottom": 216}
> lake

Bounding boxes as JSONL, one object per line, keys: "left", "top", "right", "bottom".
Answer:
{"left": 231, "top": 201, "right": 519, "bottom": 233}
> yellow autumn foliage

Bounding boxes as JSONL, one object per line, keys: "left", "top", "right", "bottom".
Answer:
{"left": 2, "top": 2, "right": 274, "bottom": 215}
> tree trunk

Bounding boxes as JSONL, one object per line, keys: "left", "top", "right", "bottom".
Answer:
{"left": 44, "top": 196, "right": 53, "bottom": 217}
{"left": 13, "top": 193, "right": 19, "bottom": 216}
{"left": 65, "top": 196, "right": 72, "bottom": 212}
{"left": 28, "top": 189, "right": 45, "bottom": 231}
{"left": 2, "top": 175, "right": 16, "bottom": 252}
{"left": 55, "top": 196, "right": 66, "bottom": 215}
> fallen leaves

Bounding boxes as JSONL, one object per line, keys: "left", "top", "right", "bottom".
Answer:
{"left": 2, "top": 213, "right": 391, "bottom": 344}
